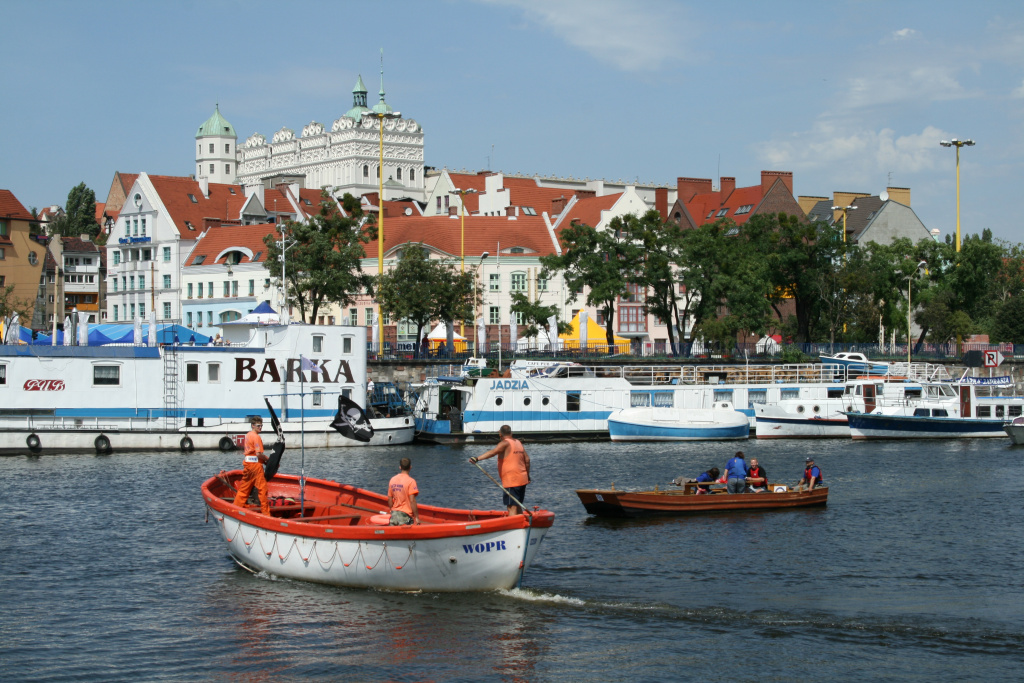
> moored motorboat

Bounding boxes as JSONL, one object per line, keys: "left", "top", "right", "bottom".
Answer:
{"left": 202, "top": 471, "right": 555, "bottom": 591}
{"left": 575, "top": 484, "right": 828, "bottom": 517}
{"left": 607, "top": 402, "right": 749, "bottom": 441}
{"left": 1004, "top": 416, "right": 1024, "bottom": 444}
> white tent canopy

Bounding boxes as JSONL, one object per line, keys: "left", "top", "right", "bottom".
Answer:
{"left": 427, "top": 322, "right": 465, "bottom": 341}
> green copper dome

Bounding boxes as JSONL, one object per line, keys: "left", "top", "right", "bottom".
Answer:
{"left": 344, "top": 74, "right": 371, "bottom": 120}
{"left": 195, "top": 105, "right": 237, "bottom": 139}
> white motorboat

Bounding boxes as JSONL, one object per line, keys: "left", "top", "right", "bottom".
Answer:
{"left": 608, "top": 401, "right": 749, "bottom": 441}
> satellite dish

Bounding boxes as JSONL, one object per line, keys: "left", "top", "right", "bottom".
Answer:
{"left": 879, "top": 190, "right": 889, "bottom": 202}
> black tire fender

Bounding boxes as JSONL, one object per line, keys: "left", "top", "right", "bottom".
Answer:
{"left": 180, "top": 436, "right": 194, "bottom": 452}
{"left": 94, "top": 434, "right": 112, "bottom": 454}
{"left": 26, "top": 433, "right": 41, "bottom": 453}
{"left": 219, "top": 436, "right": 235, "bottom": 452}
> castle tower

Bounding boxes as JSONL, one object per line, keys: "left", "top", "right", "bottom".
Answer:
{"left": 195, "top": 104, "right": 237, "bottom": 184}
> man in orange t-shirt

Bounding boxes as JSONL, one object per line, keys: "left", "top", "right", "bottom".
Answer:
{"left": 470, "top": 424, "right": 531, "bottom": 515}
{"left": 232, "top": 416, "right": 270, "bottom": 515}
{"left": 388, "top": 458, "right": 420, "bottom": 525}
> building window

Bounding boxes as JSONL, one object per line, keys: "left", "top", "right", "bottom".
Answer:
{"left": 186, "top": 363, "right": 200, "bottom": 382}
{"left": 163, "top": 247, "right": 171, "bottom": 262}
{"left": 209, "top": 143, "right": 214, "bottom": 153}
{"left": 489, "top": 273, "right": 500, "bottom": 291}
{"left": 209, "top": 363, "right": 220, "bottom": 382}
{"left": 312, "top": 389, "right": 322, "bottom": 406}
{"left": 163, "top": 302, "right": 171, "bottom": 319}
{"left": 223, "top": 282, "right": 230, "bottom": 297}
{"left": 130, "top": 303, "right": 136, "bottom": 318}
{"left": 139, "top": 275, "right": 145, "bottom": 290}
{"left": 231, "top": 281, "right": 238, "bottom": 297}
{"left": 113, "top": 305, "right": 119, "bottom": 321}
{"left": 618, "top": 305, "right": 646, "bottom": 333}
{"left": 141, "top": 218, "right": 146, "bottom": 236}
{"left": 208, "top": 282, "right": 213, "bottom": 297}
{"left": 363, "top": 165, "right": 369, "bottom": 178}
{"left": 396, "top": 168, "right": 402, "bottom": 180}
{"left": 186, "top": 312, "right": 193, "bottom": 327}
{"left": 0, "top": 365, "right": 5, "bottom": 384}
{"left": 248, "top": 280, "right": 254, "bottom": 296}
{"left": 312, "top": 335, "right": 324, "bottom": 353}
{"left": 187, "top": 283, "right": 193, "bottom": 298}
{"left": 207, "top": 311, "right": 213, "bottom": 326}
{"left": 209, "top": 164, "right": 214, "bottom": 174}
{"left": 197, "top": 283, "right": 203, "bottom": 298}
{"left": 350, "top": 308, "right": 358, "bottom": 325}
{"left": 489, "top": 306, "right": 500, "bottom": 325}
{"left": 112, "top": 279, "right": 118, "bottom": 293}
{"left": 0, "top": 220, "right": 6, "bottom": 237}
{"left": 113, "top": 252, "right": 120, "bottom": 265}
{"left": 343, "top": 337, "right": 352, "bottom": 354}
{"left": 436, "top": 197, "right": 442, "bottom": 212}
{"left": 139, "top": 303, "right": 145, "bottom": 317}
{"left": 121, "top": 276, "right": 126, "bottom": 291}
{"left": 511, "top": 272, "right": 527, "bottom": 291}
{"left": 621, "top": 284, "right": 645, "bottom": 304}
{"left": 94, "top": 366, "right": 120, "bottom": 386}
{"left": 129, "top": 276, "right": 135, "bottom": 290}
{"left": 537, "top": 275, "right": 548, "bottom": 291}
{"left": 225, "top": 164, "right": 231, "bottom": 174}
{"left": 410, "top": 169, "right": 415, "bottom": 181}
{"left": 365, "top": 308, "right": 374, "bottom": 326}
{"left": 328, "top": 316, "right": 335, "bottom": 325}
{"left": 163, "top": 275, "right": 171, "bottom": 289}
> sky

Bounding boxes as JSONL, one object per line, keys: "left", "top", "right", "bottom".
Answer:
{"left": 2, "top": 0, "right": 1023, "bottom": 243}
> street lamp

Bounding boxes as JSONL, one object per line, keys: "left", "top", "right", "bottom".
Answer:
{"left": 906, "top": 260, "right": 927, "bottom": 364}
{"left": 939, "top": 138, "right": 975, "bottom": 252}
{"left": 831, "top": 204, "right": 857, "bottom": 243}
{"left": 449, "top": 187, "right": 478, "bottom": 336}
{"left": 363, "top": 108, "right": 401, "bottom": 349}
{"left": 476, "top": 251, "right": 489, "bottom": 355}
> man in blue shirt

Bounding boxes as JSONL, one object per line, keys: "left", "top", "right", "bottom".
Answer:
{"left": 798, "top": 457, "right": 824, "bottom": 490}
{"left": 725, "top": 451, "right": 747, "bottom": 494}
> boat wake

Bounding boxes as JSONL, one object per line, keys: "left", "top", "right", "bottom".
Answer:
{"left": 497, "top": 587, "right": 585, "bottom": 606}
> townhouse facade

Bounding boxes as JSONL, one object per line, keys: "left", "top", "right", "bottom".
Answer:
{"left": 0, "top": 189, "right": 45, "bottom": 326}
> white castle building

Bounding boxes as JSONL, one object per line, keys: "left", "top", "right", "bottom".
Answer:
{"left": 194, "top": 72, "right": 425, "bottom": 200}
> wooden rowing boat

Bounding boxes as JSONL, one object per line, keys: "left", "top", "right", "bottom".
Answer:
{"left": 575, "top": 484, "right": 828, "bottom": 517}
{"left": 202, "top": 471, "right": 555, "bottom": 591}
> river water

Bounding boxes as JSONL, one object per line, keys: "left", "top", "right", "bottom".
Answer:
{"left": 2, "top": 438, "right": 1022, "bottom": 681}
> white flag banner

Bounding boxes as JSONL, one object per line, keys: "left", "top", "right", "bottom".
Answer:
{"left": 477, "top": 315, "right": 486, "bottom": 354}
{"left": 301, "top": 356, "right": 320, "bottom": 377}
{"left": 63, "top": 316, "right": 73, "bottom": 346}
{"left": 371, "top": 314, "right": 379, "bottom": 352}
{"left": 148, "top": 312, "right": 157, "bottom": 347}
{"left": 133, "top": 317, "right": 143, "bottom": 345}
{"left": 547, "top": 314, "right": 558, "bottom": 351}
{"left": 579, "top": 310, "right": 588, "bottom": 351}
{"left": 78, "top": 315, "right": 89, "bottom": 347}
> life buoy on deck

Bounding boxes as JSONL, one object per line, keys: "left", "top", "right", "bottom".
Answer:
{"left": 180, "top": 436, "right": 194, "bottom": 452}
{"left": 94, "top": 434, "right": 112, "bottom": 454}
{"left": 219, "top": 436, "right": 235, "bottom": 452}
{"left": 26, "top": 433, "right": 41, "bottom": 453}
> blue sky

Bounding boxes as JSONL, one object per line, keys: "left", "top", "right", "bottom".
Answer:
{"left": 2, "top": 0, "right": 1022, "bottom": 243}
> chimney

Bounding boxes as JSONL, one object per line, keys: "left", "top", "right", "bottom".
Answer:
{"left": 448, "top": 206, "right": 458, "bottom": 216}
{"left": 655, "top": 188, "right": 668, "bottom": 220}
{"left": 198, "top": 177, "right": 210, "bottom": 199}
{"left": 886, "top": 186, "right": 911, "bottom": 206}
{"left": 676, "top": 177, "right": 713, "bottom": 203}
{"left": 761, "top": 170, "right": 793, "bottom": 195}
{"left": 719, "top": 177, "right": 736, "bottom": 200}
{"left": 203, "top": 217, "right": 222, "bottom": 230}
{"left": 575, "top": 189, "right": 596, "bottom": 200}
{"left": 551, "top": 195, "right": 568, "bottom": 215}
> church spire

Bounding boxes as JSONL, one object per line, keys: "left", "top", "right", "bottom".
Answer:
{"left": 372, "top": 49, "right": 393, "bottom": 115}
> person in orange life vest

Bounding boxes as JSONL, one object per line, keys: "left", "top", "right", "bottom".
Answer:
{"left": 388, "top": 457, "right": 420, "bottom": 525}
{"left": 797, "top": 457, "right": 824, "bottom": 490}
{"left": 470, "top": 424, "right": 531, "bottom": 515}
{"left": 232, "top": 416, "right": 270, "bottom": 515}
{"left": 746, "top": 458, "right": 768, "bottom": 492}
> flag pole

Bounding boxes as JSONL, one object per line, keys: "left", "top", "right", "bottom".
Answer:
{"left": 300, "top": 356, "right": 306, "bottom": 514}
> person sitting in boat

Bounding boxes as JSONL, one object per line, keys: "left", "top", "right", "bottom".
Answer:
{"left": 797, "top": 458, "right": 824, "bottom": 491}
{"left": 232, "top": 416, "right": 270, "bottom": 515}
{"left": 725, "top": 451, "right": 748, "bottom": 494}
{"left": 387, "top": 458, "right": 420, "bottom": 525}
{"left": 746, "top": 458, "right": 768, "bottom": 493}
{"left": 695, "top": 467, "right": 720, "bottom": 494}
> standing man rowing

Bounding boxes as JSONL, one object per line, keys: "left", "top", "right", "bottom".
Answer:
{"left": 232, "top": 416, "right": 270, "bottom": 515}
{"left": 470, "top": 425, "right": 531, "bottom": 515}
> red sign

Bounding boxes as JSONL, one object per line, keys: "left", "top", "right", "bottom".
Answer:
{"left": 983, "top": 351, "right": 1005, "bottom": 368}
{"left": 23, "top": 379, "right": 65, "bottom": 391}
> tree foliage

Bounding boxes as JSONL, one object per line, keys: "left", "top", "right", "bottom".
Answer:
{"left": 49, "top": 183, "right": 99, "bottom": 238}
{"left": 262, "top": 192, "right": 374, "bottom": 323}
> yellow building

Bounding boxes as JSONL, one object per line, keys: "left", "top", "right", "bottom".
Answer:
{"left": 1, "top": 190, "right": 45, "bottom": 327}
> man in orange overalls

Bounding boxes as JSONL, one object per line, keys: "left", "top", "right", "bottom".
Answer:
{"left": 232, "top": 416, "right": 270, "bottom": 515}
{"left": 471, "top": 424, "right": 531, "bottom": 515}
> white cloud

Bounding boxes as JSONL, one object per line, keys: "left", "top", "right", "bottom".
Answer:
{"left": 481, "top": 0, "right": 689, "bottom": 71}
{"left": 1013, "top": 78, "right": 1024, "bottom": 98}
{"left": 843, "top": 65, "right": 972, "bottom": 109}
{"left": 892, "top": 28, "right": 917, "bottom": 40}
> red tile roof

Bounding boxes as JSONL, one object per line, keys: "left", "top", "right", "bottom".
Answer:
{"left": 0, "top": 189, "right": 34, "bottom": 220}
{"left": 362, "top": 214, "right": 558, "bottom": 261}
{"left": 62, "top": 236, "right": 100, "bottom": 253}
{"left": 94, "top": 202, "right": 106, "bottom": 225}
{"left": 184, "top": 223, "right": 279, "bottom": 267}
{"left": 117, "top": 173, "right": 139, "bottom": 196}
{"left": 686, "top": 183, "right": 764, "bottom": 226}
{"left": 148, "top": 175, "right": 247, "bottom": 236}
{"left": 446, "top": 172, "right": 489, "bottom": 213}
{"left": 559, "top": 193, "right": 620, "bottom": 232}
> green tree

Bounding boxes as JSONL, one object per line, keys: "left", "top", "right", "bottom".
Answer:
{"left": 991, "top": 295, "right": 1024, "bottom": 343}
{"left": 541, "top": 221, "right": 640, "bottom": 345}
{"left": 509, "top": 292, "right": 571, "bottom": 339}
{"left": 49, "top": 183, "right": 99, "bottom": 238}
{"left": 1, "top": 285, "right": 32, "bottom": 321}
{"left": 263, "top": 192, "right": 374, "bottom": 323}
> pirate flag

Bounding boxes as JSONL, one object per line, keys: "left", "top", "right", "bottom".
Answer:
{"left": 330, "top": 395, "right": 375, "bottom": 443}
{"left": 263, "top": 398, "right": 287, "bottom": 480}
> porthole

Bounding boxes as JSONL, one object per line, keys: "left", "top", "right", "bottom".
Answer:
{"left": 524, "top": 397, "right": 531, "bottom": 406}
{"left": 796, "top": 405, "right": 805, "bottom": 413}
{"left": 495, "top": 397, "right": 503, "bottom": 406}
{"left": 542, "top": 397, "right": 550, "bottom": 406}
{"left": 813, "top": 405, "right": 820, "bottom": 413}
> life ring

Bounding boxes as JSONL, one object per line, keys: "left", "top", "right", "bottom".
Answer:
{"left": 94, "top": 434, "right": 112, "bottom": 454}
{"left": 180, "top": 436, "right": 194, "bottom": 452}
{"left": 219, "top": 436, "right": 235, "bottom": 452}
{"left": 26, "top": 433, "right": 41, "bottom": 453}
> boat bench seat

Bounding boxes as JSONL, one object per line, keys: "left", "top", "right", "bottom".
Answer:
{"left": 297, "top": 513, "right": 362, "bottom": 524}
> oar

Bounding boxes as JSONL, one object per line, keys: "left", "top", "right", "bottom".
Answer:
{"left": 469, "top": 458, "right": 534, "bottom": 589}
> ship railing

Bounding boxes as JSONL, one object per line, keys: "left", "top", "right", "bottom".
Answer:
{"left": 10, "top": 415, "right": 165, "bottom": 431}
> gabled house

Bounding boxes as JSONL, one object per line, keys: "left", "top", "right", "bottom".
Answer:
{"left": 669, "top": 170, "right": 805, "bottom": 229}
{"left": 0, "top": 189, "right": 45, "bottom": 328}
{"left": 39, "top": 236, "right": 106, "bottom": 328}
{"left": 799, "top": 187, "right": 933, "bottom": 246}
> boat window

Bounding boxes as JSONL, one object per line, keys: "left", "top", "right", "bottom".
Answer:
{"left": 0, "top": 364, "right": 5, "bottom": 385}
{"left": 942, "top": 385, "right": 956, "bottom": 397}
{"left": 748, "top": 389, "right": 767, "bottom": 406}
{"left": 827, "top": 387, "right": 844, "bottom": 399}
{"left": 813, "top": 405, "right": 820, "bottom": 413}
{"left": 524, "top": 397, "right": 531, "bottom": 406}
{"left": 797, "top": 405, "right": 805, "bottom": 413}
{"left": 854, "top": 386, "right": 862, "bottom": 396}
{"left": 313, "top": 335, "right": 324, "bottom": 353}
{"left": 1010, "top": 405, "right": 1022, "bottom": 418}
{"left": 932, "top": 409, "right": 948, "bottom": 417}
{"left": 342, "top": 388, "right": 351, "bottom": 399}
{"left": 843, "top": 385, "right": 854, "bottom": 396}
{"left": 996, "top": 405, "right": 1005, "bottom": 418}
{"left": 93, "top": 366, "right": 120, "bottom": 386}
{"left": 875, "top": 384, "right": 884, "bottom": 395}
{"left": 186, "top": 363, "right": 199, "bottom": 382}
{"left": 630, "top": 391, "right": 651, "bottom": 407}
{"left": 652, "top": 391, "right": 673, "bottom": 407}
{"left": 567, "top": 391, "right": 581, "bottom": 412}
{"left": 905, "top": 387, "right": 923, "bottom": 399}
{"left": 343, "top": 337, "right": 352, "bottom": 354}
{"left": 312, "top": 389, "right": 322, "bottom": 406}
{"left": 542, "top": 397, "right": 550, "bottom": 406}
{"left": 781, "top": 388, "right": 799, "bottom": 400}
{"left": 495, "top": 397, "right": 503, "bottom": 406}
{"left": 976, "top": 406, "right": 991, "bottom": 418}
{"left": 913, "top": 408, "right": 930, "bottom": 417}
{"left": 208, "top": 363, "right": 220, "bottom": 383}
{"left": 713, "top": 389, "right": 733, "bottom": 402}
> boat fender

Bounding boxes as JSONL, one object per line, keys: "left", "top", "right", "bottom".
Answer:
{"left": 94, "top": 434, "right": 112, "bottom": 454}
{"left": 26, "top": 433, "right": 41, "bottom": 453}
{"left": 180, "top": 436, "right": 194, "bottom": 452}
{"left": 219, "top": 436, "right": 235, "bottom": 452}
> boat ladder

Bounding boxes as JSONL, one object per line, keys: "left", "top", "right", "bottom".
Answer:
{"left": 163, "top": 345, "right": 183, "bottom": 429}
